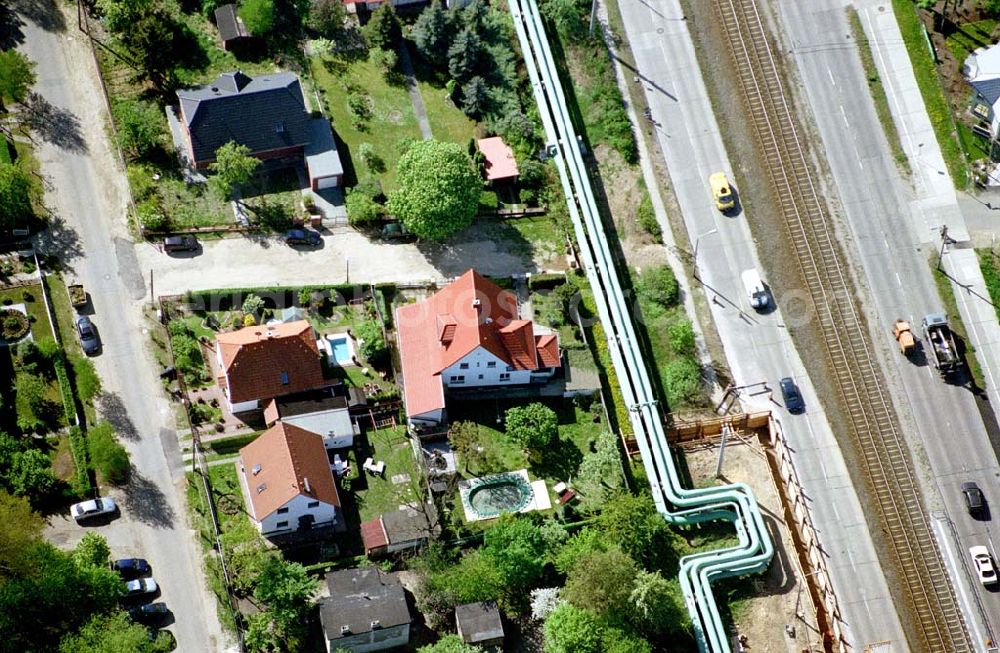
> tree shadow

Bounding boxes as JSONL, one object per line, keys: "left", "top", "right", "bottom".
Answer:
{"left": 97, "top": 392, "right": 141, "bottom": 441}
{"left": 0, "top": 3, "right": 25, "bottom": 49}
{"left": 34, "top": 214, "right": 84, "bottom": 267}
{"left": 10, "top": 0, "right": 65, "bottom": 33}
{"left": 121, "top": 469, "right": 177, "bottom": 528}
{"left": 22, "top": 93, "right": 88, "bottom": 153}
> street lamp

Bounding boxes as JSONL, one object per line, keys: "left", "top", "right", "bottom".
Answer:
{"left": 693, "top": 227, "right": 718, "bottom": 281}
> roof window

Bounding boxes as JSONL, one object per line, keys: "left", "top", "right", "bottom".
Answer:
{"left": 252, "top": 464, "right": 262, "bottom": 475}
{"left": 257, "top": 483, "right": 267, "bottom": 493}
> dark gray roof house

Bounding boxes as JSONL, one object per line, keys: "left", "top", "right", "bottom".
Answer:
{"left": 177, "top": 71, "right": 311, "bottom": 168}
{"left": 319, "top": 568, "right": 411, "bottom": 653}
{"left": 213, "top": 4, "right": 251, "bottom": 50}
{"left": 455, "top": 601, "right": 504, "bottom": 647}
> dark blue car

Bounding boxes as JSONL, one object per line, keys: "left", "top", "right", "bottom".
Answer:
{"left": 111, "top": 558, "right": 150, "bottom": 578}
{"left": 779, "top": 377, "right": 805, "bottom": 414}
{"left": 284, "top": 229, "right": 321, "bottom": 247}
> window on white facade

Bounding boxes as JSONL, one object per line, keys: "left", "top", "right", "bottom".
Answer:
{"left": 487, "top": 361, "right": 496, "bottom": 368}
{"left": 460, "top": 363, "right": 469, "bottom": 369}
{"left": 277, "top": 507, "right": 289, "bottom": 515}
{"left": 450, "top": 375, "right": 465, "bottom": 384}
{"left": 500, "top": 373, "right": 511, "bottom": 381}
{"left": 506, "top": 365, "right": 513, "bottom": 372}
{"left": 478, "top": 374, "right": 483, "bottom": 380}
{"left": 276, "top": 521, "right": 289, "bottom": 529}
{"left": 308, "top": 501, "right": 320, "bottom": 508}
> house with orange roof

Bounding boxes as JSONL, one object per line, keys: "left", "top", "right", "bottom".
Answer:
{"left": 395, "top": 269, "right": 561, "bottom": 425}
{"left": 215, "top": 320, "right": 327, "bottom": 413}
{"left": 238, "top": 422, "right": 340, "bottom": 537}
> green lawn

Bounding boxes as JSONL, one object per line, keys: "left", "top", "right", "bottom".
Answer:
{"left": 310, "top": 54, "right": 422, "bottom": 192}
{"left": 944, "top": 19, "right": 997, "bottom": 68}
{"left": 350, "top": 425, "right": 422, "bottom": 523}
{"left": 0, "top": 136, "right": 12, "bottom": 164}
{"left": 0, "top": 283, "right": 53, "bottom": 342}
{"left": 409, "top": 54, "right": 477, "bottom": 145}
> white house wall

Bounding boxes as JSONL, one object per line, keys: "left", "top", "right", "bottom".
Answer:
{"left": 440, "top": 346, "right": 534, "bottom": 388}
{"left": 258, "top": 492, "right": 337, "bottom": 536}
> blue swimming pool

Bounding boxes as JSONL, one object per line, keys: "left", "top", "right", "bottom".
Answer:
{"left": 327, "top": 334, "right": 352, "bottom": 365}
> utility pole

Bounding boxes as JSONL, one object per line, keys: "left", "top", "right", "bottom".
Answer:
{"left": 937, "top": 225, "right": 955, "bottom": 269}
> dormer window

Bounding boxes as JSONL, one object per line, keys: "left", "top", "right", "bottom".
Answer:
{"left": 252, "top": 464, "right": 262, "bottom": 475}
{"left": 275, "top": 122, "right": 285, "bottom": 133}
{"left": 257, "top": 483, "right": 267, "bottom": 493}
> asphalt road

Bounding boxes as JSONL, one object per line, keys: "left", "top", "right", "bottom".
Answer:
{"left": 615, "top": 0, "right": 909, "bottom": 647}
{"left": 15, "top": 3, "right": 230, "bottom": 651}
{"left": 778, "top": 0, "right": 1000, "bottom": 643}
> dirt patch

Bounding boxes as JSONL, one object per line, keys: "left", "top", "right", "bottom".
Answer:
{"left": 683, "top": 439, "right": 822, "bottom": 653}
{"left": 591, "top": 143, "right": 664, "bottom": 267}
{"left": 50, "top": 436, "right": 75, "bottom": 482}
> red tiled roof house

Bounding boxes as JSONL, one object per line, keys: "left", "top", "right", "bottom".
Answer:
{"left": 395, "top": 270, "right": 561, "bottom": 425}
{"left": 215, "top": 320, "right": 327, "bottom": 413}
{"left": 238, "top": 422, "right": 341, "bottom": 537}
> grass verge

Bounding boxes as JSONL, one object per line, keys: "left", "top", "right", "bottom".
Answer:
{"left": 892, "top": 0, "right": 967, "bottom": 188}
{"left": 848, "top": 8, "right": 911, "bottom": 175}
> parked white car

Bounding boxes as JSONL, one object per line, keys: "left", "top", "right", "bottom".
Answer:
{"left": 970, "top": 546, "right": 998, "bottom": 585}
{"left": 71, "top": 497, "right": 117, "bottom": 522}
{"left": 124, "top": 578, "right": 158, "bottom": 598}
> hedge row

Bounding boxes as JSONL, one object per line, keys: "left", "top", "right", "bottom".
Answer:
{"left": 583, "top": 295, "right": 634, "bottom": 438}
{"left": 52, "top": 353, "right": 77, "bottom": 427}
{"left": 528, "top": 272, "right": 567, "bottom": 291}
{"left": 68, "top": 426, "right": 92, "bottom": 494}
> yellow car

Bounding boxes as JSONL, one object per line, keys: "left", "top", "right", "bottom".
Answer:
{"left": 709, "top": 172, "right": 735, "bottom": 211}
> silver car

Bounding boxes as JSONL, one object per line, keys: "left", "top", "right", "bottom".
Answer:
{"left": 71, "top": 497, "right": 117, "bottom": 522}
{"left": 124, "top": 577, "right": 158, "bottom": 598}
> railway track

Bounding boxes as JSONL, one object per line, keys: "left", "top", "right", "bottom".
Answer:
{"left": 714, "top": 0, "right": 971, "bottom": 650}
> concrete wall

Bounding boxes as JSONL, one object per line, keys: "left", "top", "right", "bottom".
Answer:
{"left": 326, "top": 623, "right": 409, "bottom": 653}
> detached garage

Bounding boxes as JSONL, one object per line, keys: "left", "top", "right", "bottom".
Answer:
{"left": 306, "top": 118, "right": 344, "bottom": 191}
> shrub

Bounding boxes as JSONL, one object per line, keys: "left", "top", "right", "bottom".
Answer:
{"left": 68, "top": 426, "right": 92, "bottom": 494}
{"left": 355, "top": 319, "right": 388, "bottom": 365}
{"left": 347, "top": 92, "right": 372, "bottom": 123}
{"left": 663, "top": 356, "right": 701, "bottom": 407}
{"left": 242, "top": 293, "right": 265, "bottom": 318}
{"left": 368, "top": 47, "right": 398, "bottom": 78}
{"left": 127, "top": 165, "right": 158, "bottom": 201}
{"left": 70, "top": 355, "right": 102, "bottom": 404}
{"left": 53, "top": 353, "right": 77, "bottom": 427}
{"left": 346, "top": 189, "right": 383, "bottom": 226}
{"left": 15, "top": 372, "right": 57, "bottom": 432}
{"left": 666, "top": 320, "right": 695, "bottom": 355}
{"left": 307, "top": 0, "right": 346, "bottom": 36}
{"left": 0, "top": 309, "right": 29, "bottom": 340}
{"left": 112, "top": 98, "right": 164, "bottom": 160}
{"left": 635, "top": 265, "right": 679, "bottom": 310}
{"left": 88, "top": 422, "right": 130, "bottom": 485}
{"left": 136, "top": 198, "right": 169, "bottom": 232}
{"left": 636, "top": 194, "right": 660, "bottom": 242}
{"left": 358, "top": 143, "right": 386, "bottom": 174}
{"left": 171, "top": 333, "right": 205, "bottom": 385}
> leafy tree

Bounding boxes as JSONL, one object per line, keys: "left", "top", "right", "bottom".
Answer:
{"left": 504, "top": 402, "right": 558, "bottom": 451}
{"left": 628, "top": 570, "right": 687, "bottom": 637}
{"left": 0, "top": 163, "right": 33, "bottom": 230}
{"left": 8, "top": 448, "right": 58, "bottom": 500}
{"left": 603, "top": 631, "right": 652, "bottom": 653}
{"left": 88, "top": 422, "right": 130, "bottom": 485}
{"left": 575, "top": 430, "right": 623, "bottom": 503}
{"left": 543, "top": 602, "right": 602, "bottom": 653}
{"left": 171, "top": 333, "right": 204, "bottom": 385}
{"left": 539, "top": 0, "right": 587, "bottom": 39}
{"left": 368, "top": 47, "right": 398, "bottom": 78}
{"left": 0, "top": 491, "right": 43, "bottom": 577}
{"left": 358, "top": 142, "right": 386, "bottom": 174}
{"left": 119, "top": 9, "right": 187, "bottom": 87}
{"left": 596, "top": 492, "right": 679, "bottom": 569}
{"left": 355, "top": 319, "right": 387, "bottom": 365}
{"left": 307, "top": 0, "right": 346, "bottom": 36}
{"left": 346, "top": 188, "right": 383, "bottom": 226}
{"left": 667, "top": 320, "right": 695, "bottom": 355}
{"left": 70, "top": 356, "right": 102, "bottom": 404}
{"left": 447, "top": 27, "right": 481, "bottom": 82}
{"left": 554, "top": 527, "right": 607, "bottom": 574}
{"left": 481, "top": 515, "right": 549, "bottom": 606}
{"left": 15, "top": 340, "right": 46, "bottom": 374}
{"left": 209, "top": 141, "right": 261, "bottom": 200}
{"left": 448, "top": 420, "right": 486, "bottom": 472}
{"left": 363, "top": 3, "right": 402, "bottom": 50}
{"left": 73, "top": 533, "right": 112, "bottom": 569}
{"left": 15, "top": 372, "right": 56, "bottom": 433}
{"left": 413, "top": 1, "right": 450, "bottom": 66}
{"left": 563, "top": 547, "right": 638, "bottom": 618}
{"left": 388, "top": 140, "right": 481, "bottom": 240}
{"left": 432, "top": 550, "right": 501, "bottom": 606}
{"left": 417, "top": 634, "right": 480, "bottom": 653}
{"left": 112, "top": 99, "right": 164, "bottom": 160}
{"left": 461, "top": 76, "right": 488, "bottom": 118}
{"left": 59, "top": 610, "right": 171, "bottom": 653}
{"left": 95, "top": 0, "right": 152, "bottom": 33}
{"left": 635, "top": 265, "right": 679, "bottom": 311}
{"left": 221, "top": 519, "right": 275, "bottom": 594}
{"left": 242, "top": 293, "right": 266, "bottom": 318}
{"left": 0, "top": 50, "right": 36, "bottom": 110}
{"left": 241, "top": 0, "right": 277, "bottom": 35}
{"left": 250, "top": 557, "right": 317, "bottom": 651}
{"left": 347, "top": 91, "right": 372, "bottom": 124}
{"left": 245, "top": 611, "right": 283, "bottom": 653}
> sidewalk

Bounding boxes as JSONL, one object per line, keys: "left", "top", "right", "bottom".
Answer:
{"left": 859, "top": 0, "right": 1000, "bottom": 419}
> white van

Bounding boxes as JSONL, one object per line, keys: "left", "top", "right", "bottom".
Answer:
{"left": 741, "top": 268, "right": 768, "bottom": 310}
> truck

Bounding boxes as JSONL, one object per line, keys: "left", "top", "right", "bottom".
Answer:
{"left": 893, "top": 319, "right": 915, "bottom": 356}
{"left": 922, "top": 313, "right": 961, "bottom": 374}
{"left": 68, "top": 283, "right": 87, "bottom": 310}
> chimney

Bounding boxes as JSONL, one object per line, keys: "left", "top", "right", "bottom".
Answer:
{"left": 472, "top": 298, "right": 481, "bottom": 311}
{"left": 340, "top": 625, "right": 351, "bottom": 635}
{"left": 304, "top": 477, "right": 311, "bottom": 494}
{"left": 370, "top": 620, "right": 381, "bottom": 630}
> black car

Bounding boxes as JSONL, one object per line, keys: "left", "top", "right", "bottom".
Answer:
{"left": 779, "top": 377, "right": 805, "bottom": 413}
{"left": 128, "top": 602, "right": 170, "bottom": 625}
{"left": 111, "top": 558, "right": 150, "bottom": 578}
{"left": 963, "top": 482, "right": 986, "bottom": 516}
{"left": 284, "top": 229, "right": 321, "bottom": 247}
{"left": 76, "top": 315, "right": 100, "bottom": 355}
{"left": 163, "top": 236, "right": 199, "bottom": 253}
